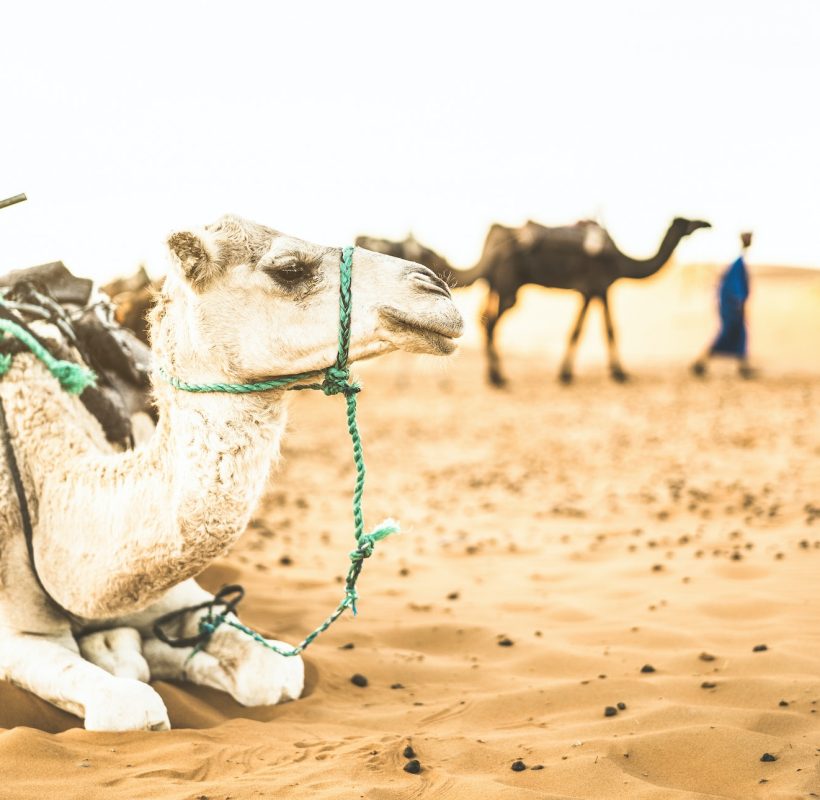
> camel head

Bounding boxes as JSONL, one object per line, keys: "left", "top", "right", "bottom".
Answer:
{"left": 157, "top": 215, "right": 463, "bottom": 382}
{"left": 672, "top": 217, "right": 712, "bottom": 237}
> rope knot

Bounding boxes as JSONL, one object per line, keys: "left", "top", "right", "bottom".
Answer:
{"left": 322, "top": 365, "right": 359, "bottom": 396}
{"left": 348, "top": 519, "right": 400, "bottom": 564}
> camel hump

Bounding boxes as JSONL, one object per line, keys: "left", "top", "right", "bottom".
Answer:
{"left": 517, "top": 219, "right": 613, "bottom": 257}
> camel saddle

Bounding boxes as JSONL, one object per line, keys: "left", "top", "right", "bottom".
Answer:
{"left": 0, "top": 261, "right": 154, "bottom": 448}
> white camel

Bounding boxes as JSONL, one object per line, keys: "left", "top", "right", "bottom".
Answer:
{"left": 0, "top": 214, "right": 462, "bottom": 731}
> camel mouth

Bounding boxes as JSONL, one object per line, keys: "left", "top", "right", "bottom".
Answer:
{"left": 379, "top": 306, "right": 463, "bottom": 355}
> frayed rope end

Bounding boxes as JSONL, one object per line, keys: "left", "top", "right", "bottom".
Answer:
{"left": 50, "top": 360, "right": 96, "bottom": 395}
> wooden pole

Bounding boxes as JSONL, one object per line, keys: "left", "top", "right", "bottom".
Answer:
{"left": 0, "top": 194, "right": 27, "bottom": 211}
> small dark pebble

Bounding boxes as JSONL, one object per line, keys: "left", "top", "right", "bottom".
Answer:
{"left": 350, "top": 673, "right": 368, "bottom": 688}
{"left": 403, "top": 745, "right": 416, "bottom": 759}
{"left": 701, "top": 682, "right": 717, "bottom": 689}
{"left": 339, "top": 642, "right": 355, "bottom": 650}
{"left": 498, "top": 637, "right": 514, "bottom": 647}
{"left": 279, "top": 555, "right": 293, "bottom": 566}
{"left": 752, "top": 644, "right": 768, "bottom": 652}
{"left": 641, "top": 664, "right": 656, "bottom": 673}
{"left": 390, "top": 683, "right": 404, "bottom": 689}
{"left": 531, "top": 764, "right": 544, "bottom": 770}
{"left": 779, "top": 700, "right": 789, "bottom": 707}
{"left": 617, "top": 702, "right": 627, "bottom": 710}
{"left": 699, "top": 652, "right": 717, "bottom": 662}
{"left": 447, "top": 592, "right": 460, "bottom": 600}
{"left": 760, "top": 753, "right": 777, "bottom": 762}
{"left": 604, "top": 706, "right": 618, "bottom": 717}
{"left": 403, "top": 759, "right": 422, "bottom": 774}
{"left": 398, "top": 567, "right": 410, "bottom": 576}
{"left": 511, "top": 760, "right": 527, "bottom": 772}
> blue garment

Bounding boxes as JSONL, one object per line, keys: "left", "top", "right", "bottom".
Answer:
{"left": 711, "top": 255, "right": 749, "bottom": 357}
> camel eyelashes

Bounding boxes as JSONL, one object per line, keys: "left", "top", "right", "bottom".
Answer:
{"left": 262, "top": 253, "right": 322, "bottom": 288}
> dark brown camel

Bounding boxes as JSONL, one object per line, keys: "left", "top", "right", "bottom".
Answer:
{"left": 354, "top": 234, "right": 485, "bottom": 288}
{"left": 473, "top": 217, "right": 711, "bottom": 385}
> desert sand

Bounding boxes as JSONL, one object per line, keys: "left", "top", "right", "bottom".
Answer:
{"left": 0, "top": 264, "right": 819, "bottom": 799}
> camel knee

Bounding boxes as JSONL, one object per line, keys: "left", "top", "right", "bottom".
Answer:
{"left": 78, "top": 627, "right": 150, "bottom": 683}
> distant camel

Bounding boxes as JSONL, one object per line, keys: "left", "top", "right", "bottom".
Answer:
{"left": 355, "top": 234, "right": 484, "bottom": 288}
{"left": 474, "top": 217, "right": 711, "bottom": 385}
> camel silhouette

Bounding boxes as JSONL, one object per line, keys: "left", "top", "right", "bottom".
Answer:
{"left": 473, "top": 217, "right": 711, "bottom": 385}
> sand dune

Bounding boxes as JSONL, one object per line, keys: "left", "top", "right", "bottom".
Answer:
{"left": 0, "top": 267, "right": 819, "bottom": 799}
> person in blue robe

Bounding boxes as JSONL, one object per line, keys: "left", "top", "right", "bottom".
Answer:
{"left": 692, "top": 231, "right": 754, "bottom": 378}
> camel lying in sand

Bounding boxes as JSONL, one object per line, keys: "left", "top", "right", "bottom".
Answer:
{"left": 0, "top": 214, "right": 462, "bottom": 731}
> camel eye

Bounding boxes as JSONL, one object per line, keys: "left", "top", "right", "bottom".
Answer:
{"left": 264, "top": 259, "right": 314, "bottom": 287}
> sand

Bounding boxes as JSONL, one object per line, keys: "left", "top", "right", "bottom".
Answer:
{"left": 1, "top": 265, "right": 819, "bottom": 799}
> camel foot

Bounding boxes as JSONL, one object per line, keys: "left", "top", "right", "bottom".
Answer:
{"left": 191, "top": 634, "right": 305, "bottom": 707}
{"left": 144, "top": 628, "right": 305, "bottom": 708}
{"left": 691, "top": 361, "right": 707, "bottom": 378}
{"left": 84, "top": 678, "right": 170, "bottom": 732}
{"left": 488, "top": 372, "right": 507, "bottom": 388}
{"left": 611, "top": 368, "right": 629, "bottom": 383}
{"left": 558, "top": 370, "right": 573, "bottom": 385}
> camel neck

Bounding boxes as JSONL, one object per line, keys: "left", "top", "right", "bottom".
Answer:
{"left": 616, "top": 225, "right": 683, "bottom": 280}
{"left": 34, "top": 358, "right": 289, "bottom": 620}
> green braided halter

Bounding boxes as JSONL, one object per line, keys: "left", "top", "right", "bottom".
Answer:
{"left": 158, "top": 246, "right": 399, "bottom": 658}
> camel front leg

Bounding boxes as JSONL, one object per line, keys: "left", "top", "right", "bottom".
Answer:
{"left": 600, "top": 291, "right": 627, "bottom": 382}
{"left": 142, "top": 615, "right": 304, "bottom": 707}
{"left": 0, "top": 630, "right": 169, "bottom": 731}
{"left": 118, "top": 579, "right": 303, "bottom": 706}
{"left": 559, "top": 293, "right": 591, "bottom": 383}
{"left": 482, "top": 290, "right": 517, "bottom": 387}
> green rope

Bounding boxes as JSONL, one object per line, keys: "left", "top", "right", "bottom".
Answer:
{"left": 161, "top": 246, "right": 399, "bottom": 658}
{"left": 0, "top": 316, "right": 96, "bottom": 395}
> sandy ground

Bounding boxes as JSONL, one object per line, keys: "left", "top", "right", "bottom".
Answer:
{"left": 0, "top": 265, "right": 819, "bottom": 799}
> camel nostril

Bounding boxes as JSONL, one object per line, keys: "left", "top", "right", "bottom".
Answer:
{"left": 406, "top": 265, "right": 452, "bottom": 299}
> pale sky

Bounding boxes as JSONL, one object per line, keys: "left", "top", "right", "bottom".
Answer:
{"left": 1, "top": 0, "right": 818, "bottom": 281}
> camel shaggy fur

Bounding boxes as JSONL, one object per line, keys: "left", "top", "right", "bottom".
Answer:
{"left": 0, "top": 214, "right": 462, "bottom": 731}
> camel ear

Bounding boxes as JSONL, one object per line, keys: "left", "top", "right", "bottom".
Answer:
{"left": 167, "top": 230, "right": 222, "bottom": 290}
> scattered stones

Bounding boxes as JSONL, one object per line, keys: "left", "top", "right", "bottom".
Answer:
{"left": 350, "top": 673, "right": 368, "bottom": 688}
{"left": 279, "top": 555, "right": 293, "bottom": 566}
{"left": 498, "top": 637, "right": 514, "bottom": 647}
{"left": 339, "top": 642, "right": 355, "bottom": 650}
{"left": 701, "top": 682, "right": 717, "bottom": 689}
{"left": 511, "top": 760, "right": 527, "bottom": 772}
{"left": 641, "top": 664, "right": 656, "bottom": 673}
{"left": 778, "top": 700, "right": 789, "bottom": 707}
{"left": 403, "top": 745, "right": 416, "bottom": 759}
{"left": 760, "top": 753, "right": 777, "bottom": 762}
{"left": 390, "top": 683, "right": 405, "bottom": 689}
{"left": 446, "top": 591, "right": 460, "bottom": 600}
{"left": 752, "top": 644, "right": 769, "bottom": 652}
{"left": 531, "top": 764, "right": 544, "bottom": 770}
{"left": 617, "top": 702, "right": 627, "bottom": 710}
{"left": 699, "top": 652, "right": 716, "bottom": 662}
{"left": 604, "top": 706, "right": 618, "bottom": 717}
{"left": 403, "top": 759, "right": 422, "bottom": 774}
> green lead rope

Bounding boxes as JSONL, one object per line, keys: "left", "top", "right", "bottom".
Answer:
{"left": 0, "top": 315, "right": 97, "bottom": 394}
{"left": 155, "top": 246, "right": 399, "bottom": 659}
